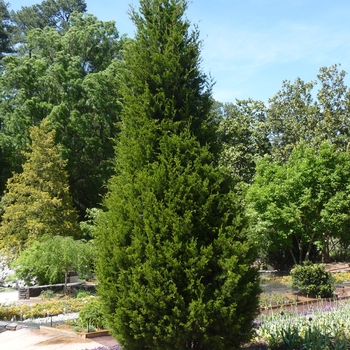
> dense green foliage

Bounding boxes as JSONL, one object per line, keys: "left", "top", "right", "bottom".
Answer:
{"left": 1, "top": 7, "right": 350, "bottom": 350}
{"left": 0, "top": 0, "right": 13, "bottom": 60}
{"left": 95, "top": 1, "right": 260, "bottom": 349}
{"left": 247, "top": 142, "right": 350, "bottom": 268}
{"left": 291, "top": 262, "right": 335, "bottom": 298}
{"left": 10, "top": 235, "right": 94, "bottom": 287}
{"left": 11, "top": 0, "right": 87, "bottom": 46}
{"left": 0, "top": 121, "right": 80, "bottom": 258}
{"left": 217, "top": 99, "right": 270, "bottom": 184}
{"left": 0, "top": 12, "right": 124, "bottom": 215}
{"left": 78, "top": 298, "right": 105, "bottom": 329}
{"left": 266, "top": 64, "right": 350, "bottom": 161}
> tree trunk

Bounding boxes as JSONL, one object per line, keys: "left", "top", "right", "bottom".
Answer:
{"left": 289, "top": 248, "right": 298, "bottom": 265}
{"left": 322, "top": 235, "right": 330, "bottom": 263}
{"left": 305, "top": 231, "right": 317, "bottom": 262}
{"left": 64, "top": 271, "right": 68, "bottom": 294}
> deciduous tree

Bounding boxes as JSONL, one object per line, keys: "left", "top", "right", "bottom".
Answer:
{"left": 11, "top": 235, "right": 95, "bottom": 291}
{"left": 11, "top": 0, "right": 87, "bottom": 46}
{"left": 217, "top": 99, "right": 270, "bottom": 184}
{"left": 247, "top": 142, "right": 350, "bottom": 267}
{"left": 266, "top": 64, "right": 350, "bottom": 162}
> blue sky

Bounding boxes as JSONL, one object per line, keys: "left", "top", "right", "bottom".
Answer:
{"left": 8, "top": 0, "right": 350, "bottom": 103}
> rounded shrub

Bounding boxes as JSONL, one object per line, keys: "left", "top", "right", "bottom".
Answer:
{"left": 78, "top": 299, "right": 105, "bottom": 329}
{"left": 290, "top": 262, "right": 335, "bottom": 298}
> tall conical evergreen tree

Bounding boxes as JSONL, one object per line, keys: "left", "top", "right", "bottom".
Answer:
{"left": 0, "top": 120, "right": 80, "bottom": 259}
{"left": 96, "top": 1, "right": 260, "bottom": 349}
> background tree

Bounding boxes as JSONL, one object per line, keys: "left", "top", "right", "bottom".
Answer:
{"left": 217, "top": 99, "right": 270, "bottom": 184}
{"left": 95, "top": 1, "right": 260, "bottom": 349}
{"left": 0, "top": 120, "right": 80, "bottom": 259}
{"left": 11, "top": 0, "right": 87, "bottom": 47}
{"left": 315, "top": 65, "right": 350, "bottom": 149}
{"left": 265, "top": 65, "right": 350, "bottom": 162}
{"left": 11, "top": 235, "right": 95, "bottom": 291}
{"left": 0, "top": 12, "right": 124, "bottom": 215}
{"left": 266, "top": 77, "right": 318, "bottom": 162}
{"left": 0, "top": 0, "right": 13, "bottom": 61}
{"left": 247, "top": 142, "right": 350, "bottom": 268}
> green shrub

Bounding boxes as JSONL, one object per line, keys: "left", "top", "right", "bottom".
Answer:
{"left": 78, "top": 299, "right": 105, "bottom": 329}
{"left": 76, "top": 290, "right": 91, "bottom": 298}
{"left": 290, "top": 262, "right": 335, "bottom": 298}
{"left": 40, "top": 290, "right": 55, "bottom": 300}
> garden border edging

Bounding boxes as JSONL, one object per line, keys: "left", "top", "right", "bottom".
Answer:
{"left": 39, "top": 325, "right": 109, "bottom": 338}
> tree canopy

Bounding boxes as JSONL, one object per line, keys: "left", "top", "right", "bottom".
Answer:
{"left": 11, "top": 235, "right": 94, "bottom": 290}
{"left": 0, "top": 12, "right": 124, "bottom": 215}
{"left": 217, "top": 99, "right": 270, "bottom": 184}
{"left": 0, "top": 0, "right": 13, "bottom": 60}
{"left": 0, "top": 121, "right": 80, "bottom": 259}
{"left": 11, "top": 0, "right": 87, "bottom": 46}
{"left": 266, "top": 64, "right": 350, "bottom": 161}
{"left": 247, "top": 142, "right": 350, "bottom": 267}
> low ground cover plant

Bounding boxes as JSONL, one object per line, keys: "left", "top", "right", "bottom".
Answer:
{"left": 259, "top": 292, "right": 298, "bottom": 309}
{"left": 40, "top": 290, "right": 55, "bottom": 300}
{"left": 260, "top": 275, "right": 292, "bottom": 293}
{"left": 0, "top": 296, "right": 95, "bottom": 320}
{"left": 333, "top": 271, "right": 350, "bottom": 284}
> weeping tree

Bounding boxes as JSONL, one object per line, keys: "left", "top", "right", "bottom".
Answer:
{"left": 11, "top": 235, "right": 94, "bottom": 292}
{"left": 95, "top": 1, "right": 260, "bottom": 349}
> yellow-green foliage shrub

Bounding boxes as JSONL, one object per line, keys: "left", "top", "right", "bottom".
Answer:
{"left": 0, "top": 296, "right": 94, "bottom": 320}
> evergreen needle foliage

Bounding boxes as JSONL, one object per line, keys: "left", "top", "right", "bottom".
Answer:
{"left": 0, "top": 120, "right": 80, "bottom": 259}
{"left": 95, "top": 1, "right": 260, "bottom": 349}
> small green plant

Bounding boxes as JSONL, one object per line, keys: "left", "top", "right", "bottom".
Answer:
{"left": 86, "top": 324, "right": 96, "bottom": 333}
{"left": 78, "top": 299, "right": 105, "bottom": 329}
{"left": 73, "top": 326, "right": 81, "bottom": 332}
{"left": 290, "top": 262, "right": 335, "bottom": 298}
{"left": 65, "top": 319, "right": 79, "bottom": 326}
{"left": 76, "top": 290, "right": 91, "bottom": 298}
{"left": 40, "top": 290, "right": 55, "bottom": 300}
{"left": 280, "top": 324, "right": 302, "bottom": 350}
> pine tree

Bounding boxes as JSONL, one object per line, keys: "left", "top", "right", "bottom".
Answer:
{"left": 95, "top": 1, "right": 260, "bottom": 349}
{"left": 0, "top": 0, "right": 13, "bottom": 60}
{"left": 0, "top": 120, "right": 80, "bottom": 259}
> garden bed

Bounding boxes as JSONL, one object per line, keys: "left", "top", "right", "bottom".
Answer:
{"left": 40, "top": 324, "right": 110, "bottom": 339}
{"left": 259, "top": 267, "right": 350, "bottom": 311}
